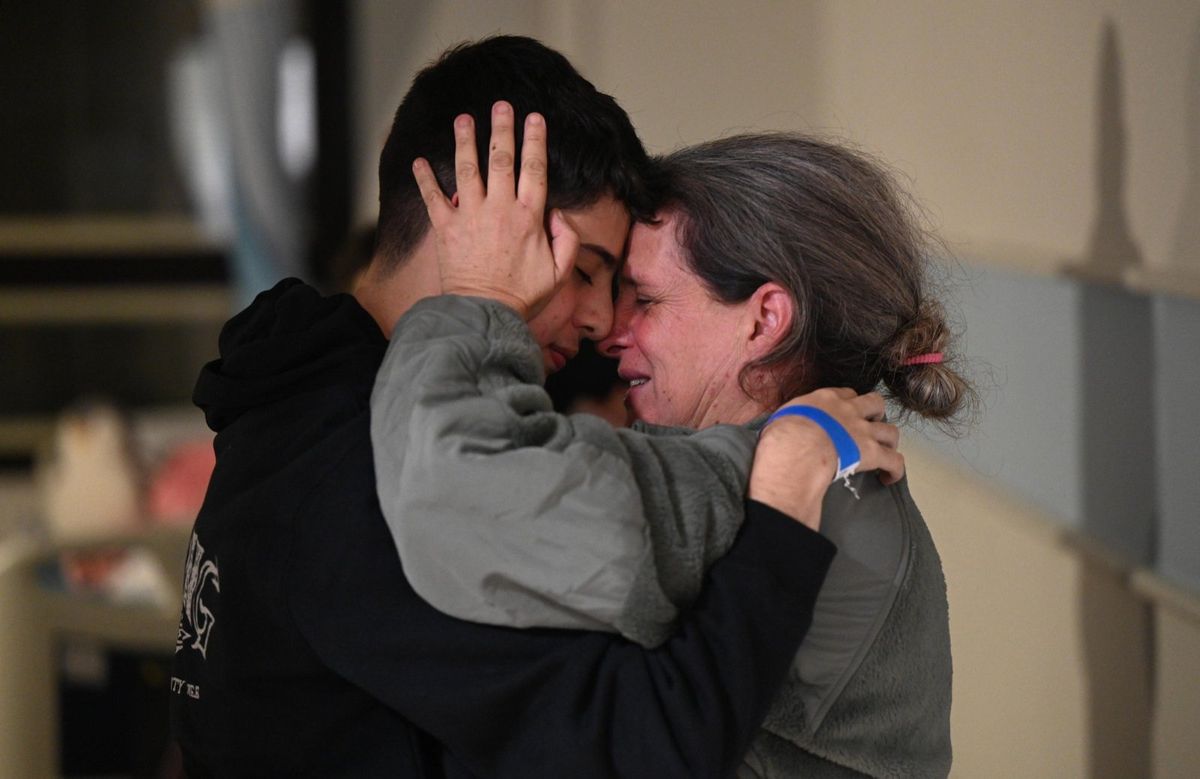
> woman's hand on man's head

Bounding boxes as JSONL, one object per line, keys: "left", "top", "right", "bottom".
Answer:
{"left": 749, "top": 389, "right": 904, "bottom": 531}
{"left": 410, "top": 100, "right": 579, "bottom": 320}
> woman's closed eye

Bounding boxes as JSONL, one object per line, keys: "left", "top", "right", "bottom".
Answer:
{"left": 575, "top": 267, "right": 594, "bottom": 286}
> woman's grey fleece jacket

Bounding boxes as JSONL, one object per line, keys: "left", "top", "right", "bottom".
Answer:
{"left": 370, "top": 296, "right": 953, "bottom": 778}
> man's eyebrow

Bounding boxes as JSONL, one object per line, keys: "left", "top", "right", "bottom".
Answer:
{"left": 581, "top": 243, "right": 620, "bottom": 269}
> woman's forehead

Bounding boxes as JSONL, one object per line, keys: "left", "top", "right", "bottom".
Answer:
{"left": 626, "top": 216, "right": 688, "bottom": 284}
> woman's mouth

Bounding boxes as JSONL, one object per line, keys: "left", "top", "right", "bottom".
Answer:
{"left": 619, "top": 371, "right": 650, "bottom": 392}
{"left": 619, "top": 375, "right": 649, "bottom": 419}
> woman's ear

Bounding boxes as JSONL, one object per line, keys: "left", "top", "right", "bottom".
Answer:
{"left": 746, "top": 282, "right": 794, "bottom": 358}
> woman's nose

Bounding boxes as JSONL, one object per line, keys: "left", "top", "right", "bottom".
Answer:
{"left": 598, "top": 301, "right": 632, "bottom": 356}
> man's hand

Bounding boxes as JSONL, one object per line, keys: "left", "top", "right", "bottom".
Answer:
{"left": 749, "top": 389, "right": 904, "bottom": 531}
{"left": 411, "top": 100, "right": 580, "bottom": 321}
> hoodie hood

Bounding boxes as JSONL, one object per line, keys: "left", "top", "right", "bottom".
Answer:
{"left": 194, "top": 279, "right": 386, "bottom": 432}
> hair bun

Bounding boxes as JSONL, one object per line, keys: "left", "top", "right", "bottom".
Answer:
{"left": 884, "top": 306, "right": 972, "bottom": 422}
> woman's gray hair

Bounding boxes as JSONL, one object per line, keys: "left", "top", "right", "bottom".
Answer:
{"left": 657, "top": 133, "right": 972, "bottom": 423}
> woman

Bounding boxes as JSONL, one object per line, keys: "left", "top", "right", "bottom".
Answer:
{"left": 373, "top": 131, "right": 970, "bottom": 777}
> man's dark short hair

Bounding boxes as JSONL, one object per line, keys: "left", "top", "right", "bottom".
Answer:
{"left": 376, "top": 35, "right": 658, "bottom": 270}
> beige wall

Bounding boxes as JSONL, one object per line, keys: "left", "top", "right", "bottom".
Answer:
{"left": 806, "top": 2, "right": 1199, "bottom": 275}
{"left": 357, "top": 1, "right": 1200, "bottom": 279}
{"left": 1154, "top": 606, "right": 1200, "bottom": 777}
{"left": 353, "top": 2, "right": 1200, "bottom": 775}
{"left": 906, "top": 445, "right": 1090, "bottom": 777}
{"left": 908, "top": 443, "right": 1200, "bottom": 778}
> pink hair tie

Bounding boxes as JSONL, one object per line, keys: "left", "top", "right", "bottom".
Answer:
{"left": 902, "top": 352, "right": 943, "bottom": 366}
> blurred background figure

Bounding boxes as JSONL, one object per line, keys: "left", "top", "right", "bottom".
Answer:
{"left": 171, "top": 0, "right": 315, "bottom": 306}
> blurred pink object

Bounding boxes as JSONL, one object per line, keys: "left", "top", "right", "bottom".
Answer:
{"left": 147, "top": 440, "right": 216, "bottom": 523}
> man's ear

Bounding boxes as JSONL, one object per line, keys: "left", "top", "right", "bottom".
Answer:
{"left": 746, "top": 282, "right": 794, "bottom": 358}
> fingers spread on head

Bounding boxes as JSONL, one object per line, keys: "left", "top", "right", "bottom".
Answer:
{"left": 518, "top": 113, "right": 548, "bottom": 212}
{"left": 412, "top": 158, "right": 452, "bottom": 225}
{"left": 488, "top": 101, "right": 516, "bottom": 198}
{"left": 453, "top": 114, "right": 483, "bottom": 207}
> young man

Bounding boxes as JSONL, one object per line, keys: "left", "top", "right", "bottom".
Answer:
{"left": 170, "top": 36, "right": 840, "bottom": 776}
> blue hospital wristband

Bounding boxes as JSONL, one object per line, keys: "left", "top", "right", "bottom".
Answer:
{"left": 764, "top": 405, "right": 862, "bottom": 486}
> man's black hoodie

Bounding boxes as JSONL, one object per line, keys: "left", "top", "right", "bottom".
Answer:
{"left": 170, "top": 279, "right": 836, "bottom": 778}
